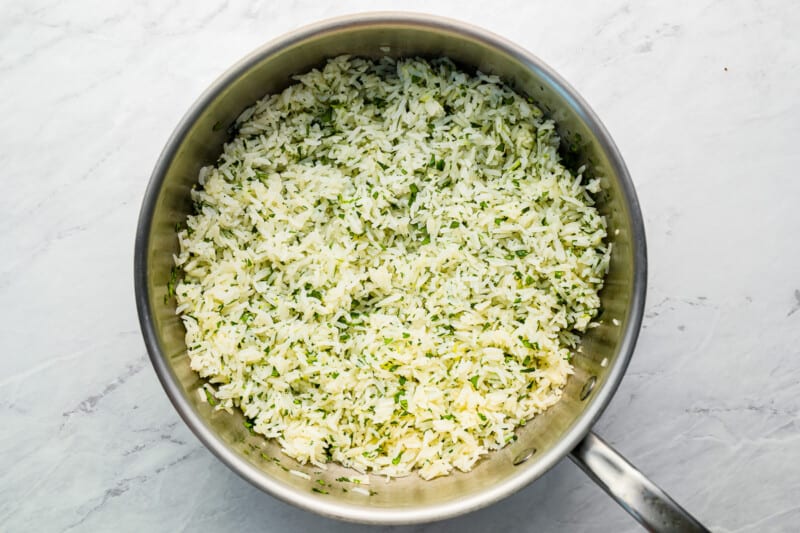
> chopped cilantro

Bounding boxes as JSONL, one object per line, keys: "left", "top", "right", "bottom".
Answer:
{"left": 318, "top": 107, "right": 333, "bottom": 124}
{"left": 409, "top": 183, "right": 419, "bottom": 205}
{"left": 204, "top": 388, "right": 217, "bottom": 406}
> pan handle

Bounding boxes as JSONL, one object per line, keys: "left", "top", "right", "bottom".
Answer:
{"left": 569, "top": 432, "right": 709, "bottom": 532}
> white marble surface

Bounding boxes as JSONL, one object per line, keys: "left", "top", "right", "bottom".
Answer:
{"left": 2, "top": 0, "right": 799, "bottom": 531}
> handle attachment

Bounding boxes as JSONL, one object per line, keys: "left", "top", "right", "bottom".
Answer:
{"left": 570, "top": 432, "right": 709, "bottom": 533}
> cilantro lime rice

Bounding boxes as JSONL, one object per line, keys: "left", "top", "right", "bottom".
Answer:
{"left": 174, "top": 55, "right": 610, "bottom": 480}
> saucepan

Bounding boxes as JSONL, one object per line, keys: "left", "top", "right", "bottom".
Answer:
{"left": 134, "top": 12, "right": 708, "bottom": 531}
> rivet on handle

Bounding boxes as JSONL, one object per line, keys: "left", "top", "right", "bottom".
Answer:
{"left": 580, "top": 376, "right": 597, "bottom": 401}
{"left": 512, "top": 447, "right": 537, "bottom": 466}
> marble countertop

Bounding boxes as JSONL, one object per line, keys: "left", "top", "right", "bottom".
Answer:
{"left": 3, "top": 1, "right": 799, "bottom": 531}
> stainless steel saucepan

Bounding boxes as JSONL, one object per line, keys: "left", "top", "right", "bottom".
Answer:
{"left": 134, "top": 13, "right": 708, "bottom": 531}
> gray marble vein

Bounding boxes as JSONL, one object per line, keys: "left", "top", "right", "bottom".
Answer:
{"left": 1, "top": 0, "right": 798, "bottom": 531}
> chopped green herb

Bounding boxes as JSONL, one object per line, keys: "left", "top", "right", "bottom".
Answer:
{"left": 408, "top": 183, "right": 419, "bottom": 206}
{"left": 312, "top": 487, "right": 328, "bottom": 494}
{"left": 204, "top": 388, "right": 217, "bottom": 406}
{"left": 469, "top": 375, "right": 479, "bottom": 388}
{"left": 166, "top": 266, "right": 178, "bottom": 298}
{"left": 392, "top": 452, "right": 403, "bottom": 465}
{"left": 450, "top": 221, "right": 460, "bottom": 229}
{"left": 520, "top": 337, "right": 539, "bottom": 350}
{"left": 308, "top": 290, "right": 323, "bottom": 300}
{"left": 319, "top": 107, "right": 333, "bottom": 124}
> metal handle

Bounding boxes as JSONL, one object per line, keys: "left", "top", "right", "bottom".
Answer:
{"left": 570, "top": 432, "right": 709, "bottom": 533}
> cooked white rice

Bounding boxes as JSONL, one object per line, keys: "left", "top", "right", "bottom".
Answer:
{"left": 174, "top": 56, "right": 609, "bottom": 480}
